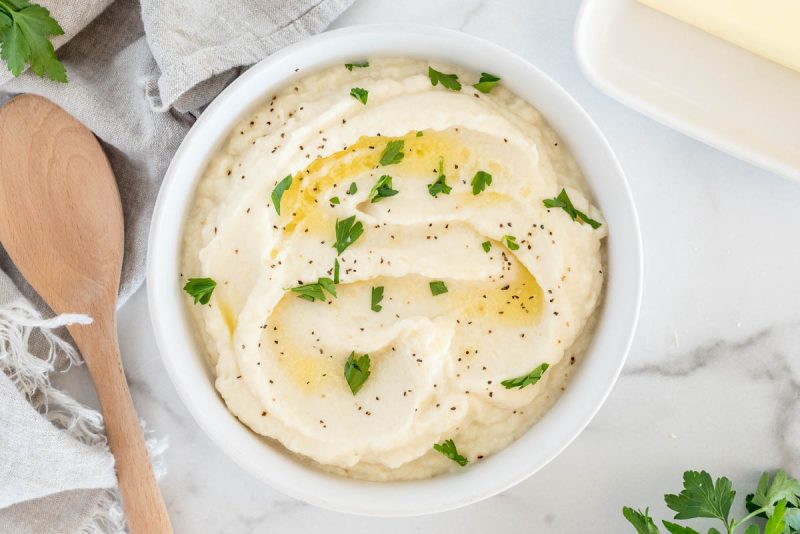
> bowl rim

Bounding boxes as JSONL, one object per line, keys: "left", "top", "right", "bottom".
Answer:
{"left": 147, "top": 23, "right": 643, "bottom": 517}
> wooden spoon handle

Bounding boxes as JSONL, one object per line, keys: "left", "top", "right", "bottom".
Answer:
{"left": 68, "top": 313, "right": 172, "bottom": 534}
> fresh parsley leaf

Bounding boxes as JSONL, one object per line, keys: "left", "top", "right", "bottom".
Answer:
{"left": 329, "top": 196, "right": 340, "bottom": 205}
{"left": 183, "top": 278, "right": 216, "bottom": 305}
{"left": 501, "top": 363, "right": 549, "bottom": 389}
{"left": 347, "top": 182, "right": 358, "bottom": 195}
{"left": 369, "top": 174, "right": 399, "bottom": 203}
{"left": 665, "top": 471, "right": 735, "bottom": 524}
{"left": 428, "top": 66, "right": 462, "bottom": 91}
{"left": 472, "top": 72, "right": 500, "bottom": 93}
{"left": 661, "top": 522, "right": 700, "bottom": 534}
{"left": 290, "top": 277, "right": 337, "bottom": 302}
{"left": 471, "top": 170, "right": 492, "bottom": 195}
{"left": 333, "top": 258, "right": 340, "bottom": 284}
{"left": 333, "top": 215, "right": 364, "bottom": 255}
{"left": 350, "top": 87, "right": 368, "bottom": 105}
{"left": 379, "top": 139, "right": 405, "bottom": 166}
{"left": 416, "top": 131, "right": 424, "bottom": 137}
{"left": 271, "top": 174, "right": 292, "bottom": 215}
{"left": 743, "top": 526, "right": 759, "bottom": 534}
{"left": 429, "top": 281, "right": 448, "bottom": 296}
{"left": 482, "top": 241, "right": 492, "bottom": 252}
{"left": 371, "top": 286, "right": 384, "bottom": 312}
{"left": 433, "top": 439, "right": 468, "bottom": 466}
{"left": 428, "top": 157, "right": 452, "bottom": 197}
{"left": 344, "top": 352, "right": 371, "bottom": 395}
{"left": 502, "top": 235, "right": 519, "bottom": 250}
{"left": 345, "top": 61, "right": 369, "bottom": 71}
{"left": 0, "top": 0, "right": 66, "bottom": 82}
{"left": 765, "top": 499, "right": 788, "bottom": 534}
{"left": 622, "top": 507, "right": 661, "bottom": 534}
{"left": 750, "top": 470, "right": 800, "bottom": 515}
{"left": 543, "top": 188, "right": 602, "bottom": 229}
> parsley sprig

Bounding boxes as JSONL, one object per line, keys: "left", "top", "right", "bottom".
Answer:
{"left": 183, "top": 277, "right": 216, "bottom": 305}
{"left": 345, "top": 61, "right": 369, "bottom": 71}
{"left": 333, "top": 215, "right": 364, "bottom": 255}
{"left": 502, "top": 235, "right": 519, "bottom": 251}
{"left": 350, "top": 87, "right": 368, "bottom": 105}
{"left": 379, "top": 139, "right": 405, "bottom": 166}
{"left": 290, "top": 277, "right": 336, "bottom": 302}
{"left": 471, "top": 170, "right": 492, "bottom": 195}
{"left": 371, "top": 286, "right": 384, "bottom": 312}
{"left": 501, "top": 363, "right": 549, "bottom": 389}
{"left": 344, "top": 352, "right": 371, "bottom": 395}
{"left": 429, "top": 281, "right": 448, "bottom": 296}
{"left": 368, "top": 174, "right": 398, "bottom": 203}
{"left": 428, "top": 157, "right": 452, "bottom": 197}
{"left": 543, "top": 188, "right": 602, "bottom": 229}
{"left": 624, "top": 470, "right": 800, "bottom": 534}
{"left": 428, "top": 66, "right": 462, "bottom": 91}
{"left": 0, "top": 0, "right": 66, "bottom": 82}
{"left": 271, "top": 174, "right": 292, "bottom": 215}
{"left": 433, "top": 439, "right": 468, "bottom": 466}
{"left": 472, "top": 72, "right": 500, "bottom": 93}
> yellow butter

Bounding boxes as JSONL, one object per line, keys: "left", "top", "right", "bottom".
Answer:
{"left": 637, "top": 0, "right": 800, "bottom": 73}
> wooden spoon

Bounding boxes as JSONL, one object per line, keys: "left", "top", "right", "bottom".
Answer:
{"left": 0, "top": 94, "right": 172, "bottom": 533}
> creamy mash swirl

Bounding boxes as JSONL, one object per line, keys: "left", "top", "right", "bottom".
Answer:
{"left": 183, "top": 59, "right": 606, "bottom": 480}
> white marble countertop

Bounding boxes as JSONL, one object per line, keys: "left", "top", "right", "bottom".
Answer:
{"left": 72, "top": 0, "right": 800, "bottom": 531}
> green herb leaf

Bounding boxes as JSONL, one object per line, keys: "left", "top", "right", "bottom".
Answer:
{"left": 369, "top": 174, "right": 399, "bottom": 203}
{"left": 433, "top": 439, "right": 468, "bottom": 466}
{"left": 428, "top": 66, "right": 462, "bottom": 91}
{"left": 765, "top": 499, "right": 788, "bottom": 534}
{"left": 183, "top": 278, "right": 216, "bottom": 305}
{"left": 471, "top": 170, "right": 493, "bottom": 195}
{"left": 750, "top": 470, "right": 800, "bottom": 516}
{"left": 347, "top": 182, "right": 358, "bottom": 195}
{"left": 333, "top": 215, "right": 364, "bottom": 255}
{"left": 333, "top": 258, "right": 340, "bottom": 284}
{"left": 472, "top": 72, "right": 500, "bottom": 93}
{"left": 344, "top": 352, "right": 371, "bottom": 395}
{"left": 743, "top": 526, "right": 759, "bottom": 534}
{"left": 623, "top": 508, "right": 662, "bottom": 534}
{"left": 665, "top": 471, "right": 735, "bottom": 524}
{"left": 502, "top": 235, "right": 519, "bottom": 250}
{"left": 350, "top": 87, "right": 368, "bottom": 105}
{"left": 290, "top": 277, "right": 337, "bottom": 302}
{"left": 0, "top": 0, "right": 66, "bottom": 82}
{"left": 501, "top": 362, "right": 549, "bottom": 389}
{"left": 416, "top": 131, "right": 424, "bottom": 137}
{"left": 428, "top": 157, "right": 452, "bottom": 197}
{"left": 329, "top": 196, "right": 340, "bottom": 205}
{"left": 429, "top": 280, "right": 448, "bottom": 296}
{"left": 543, "top": 188, "right": 602, "bottom": 229}
{"left": 345, "top": 61, "right": 369, "bottom": 71}
{"left": 271, "top": 174, "right": 292, "bottom": 215}
{"left": 379, "top": 139, "right": 405, "bottom": 166}
{"left": 661, "top": 521, "right": 700, "bottom": 534}
{"left": 482, "top": 241, "right": 492, "bottom": 252}
{"left": 371, "top": 286, "right": 384, "bottom": 312}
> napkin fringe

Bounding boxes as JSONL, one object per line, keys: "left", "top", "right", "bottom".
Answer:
{"left": 0, "top": 299, "right": 168, "bottom": 534}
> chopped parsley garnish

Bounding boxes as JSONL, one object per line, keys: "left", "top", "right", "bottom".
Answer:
{"left": 290, "top": 277, "right": 337, "bottom": 302}
{"left": 371, "top": 286, "right": 384, "bottom": 312}
{"left": 345, "top": 61, "right": 369, "bottom": 71}
{"left": 183, "top": 278, "right": 216, "bottom": 305}
{"left": 333, "top": 258, "right": 340, "bottom": 284}
{"left": 429, "top": 281, "right": 448, "bottom": 296}
{"left": 482, "top": 241, "right": 492, "bottom": 252}
{"left": 271, "top": 174, "right": 292, "bottom": 215}
{"left": 433, "top": 439, "right": 468, "bottom": 466}
{"left": 472, "top": 72, "right": 501, "bottom": 93}
{"left": 347, "top": 182, "right": 358, "bottom": 195}
{"left": 427, "top": 157, "right": 452, "bottom": 197}
{"left": 428, "top": 67, "right": 462, "bottom": 91}
{"left": 416, "top": 131, "right": 424, "bottom": 137}
{"left": 502, "top": 235, "right": 519, "bottom": 250}
{"left": 543, "top": 188, "right": 602, "bottom": 229}
{"left": 379, "top": 139, "right": 405, "bottom": 166}
{"left": 471, "top": 170, "right": 493, "bottom": 195}
{"left": 350, "top": 87, "right": 368, "bottom": 105}
{"left": 368, "top": 174, "right": 399, "bottom": 203}
{"left": 344, "top": 352, "right": 371, "bottom": 395}
{"left": 329, "top": 196, "right": 340, "bottom": 205}
{"left": 333, "top": 215, "right": 364, "bottom": 255}
{"left": 501, "top": 363, "right": 549, "bottom": 389}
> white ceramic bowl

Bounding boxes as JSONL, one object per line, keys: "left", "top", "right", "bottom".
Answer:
{"left": 147, "top": 24, "right": 642, "bottom": 517}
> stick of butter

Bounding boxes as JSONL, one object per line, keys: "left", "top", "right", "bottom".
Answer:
{"left": 636, "top": 0, "right": 800, "bottom": 73}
